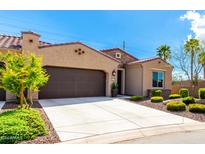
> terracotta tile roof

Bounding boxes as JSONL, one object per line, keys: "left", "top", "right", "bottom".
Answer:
{"left": 100, "top": 48, "right": 139, "bottom": 61}
{"left": 0, "top": 34, "right": 51, "bottom": 49}
{"left": 127, "top": 57, "right": 172, "bottom": 65}
{"left": 0, "top": 34, "right": 120, "bottom": 63}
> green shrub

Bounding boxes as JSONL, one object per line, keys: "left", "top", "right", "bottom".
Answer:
{"left": 166, "top": 101, "right": 186, "bottom": 111}
{"left": 182, "top": 96, "right": 195, "bottom": 105}
{"left": 111, "top": 82, "right": 118, "bottom": 90}
{"left": 0, "top": 109, "right": 47, "bottom": 144}
{"left": 130, "top": 96, "right": 143, "bottom": 101}
{"left": 151, "top": 96, "right": 163, "bottom": 103}
{"left": 169, "top": 94, "right": 181, "bottom": 99}
{"left": 179, "top": 88, "right": 189, "bottom": 98}
{"left": 152, "top": 89, "right": 162, "bottom": 97}
{"left": 198, "top": 88, "right": 205, "bottom": 99}
{"left": 189, "top": 104, "right": 205, "bottom": 113}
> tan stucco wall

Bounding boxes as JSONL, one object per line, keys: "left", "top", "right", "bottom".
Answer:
{"left": 22, "top": 32, "right": 40, "bottom": 53}
{"left": 0, "top": 49, "right": 22, "bottom": 54}
{"left": 6, "top": 92, "right": 16, "bottom": 100}
{"left": 125, "top": 59, "right": 172, "bottom": 96}
{"left": 142, "top": 59, "right": 173, "bottom": 96}
{"left": 125, "top": 64, "right": 143, "bottom": 96}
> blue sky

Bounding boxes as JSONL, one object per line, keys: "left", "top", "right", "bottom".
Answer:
{"left": 0, "top": 10, "right": 202, "bottom": 59}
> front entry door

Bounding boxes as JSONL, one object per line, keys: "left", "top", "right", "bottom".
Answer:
{"left": 117, "top": 70, "right": 122, "bottom": 94}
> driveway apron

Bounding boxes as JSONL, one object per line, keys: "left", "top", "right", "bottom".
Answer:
{"left": 39, "top": 97, "right": 199, "bottom": 142}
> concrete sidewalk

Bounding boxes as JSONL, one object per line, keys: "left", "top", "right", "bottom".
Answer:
{"left": 117, "top": 127, "right": 205, "bottom": 144}
{"left": 61, "top": 123, "right": 205, "bottom": 144}
{"left": 39, "top": 97, "right": 200, "bottom": 144}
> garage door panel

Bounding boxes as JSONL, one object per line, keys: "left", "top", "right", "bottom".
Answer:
{"left": 39, "top": 67, "right": 105, "bottom": 99}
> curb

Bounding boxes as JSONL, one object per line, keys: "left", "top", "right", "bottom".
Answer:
{"left": 59, "top": 123, "right": 205, "bottom": 144}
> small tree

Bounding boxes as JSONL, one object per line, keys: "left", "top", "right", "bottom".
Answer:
{"left": 0, "top": 52, "right": 27, "bottom": 108}
{"left": 0, "top": 52, "right": 49, "bottom": 108}
{"left": 25, "top": 54, "right": 49, "bottom": 108}
{"left": 173, "top": 47, "right": 191, "bottom": 81}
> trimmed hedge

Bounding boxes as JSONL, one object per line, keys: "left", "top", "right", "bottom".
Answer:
{"left": 198, "top": 88, "right": 205, "bottom": 99}
{"left": 169, "top": 94, "right": 181, "bottom": 99}
{"left": 0, "top": 109, "right": 47, "bottom": 144}
{"left": 151, "top": 96, "right": 163, "bottom": 103}
{"left": 152, "top": 89, "right": 162, "bottom": 97}
{"left": 179, "top": 88, "right": 189, "bottom": 98}
{"left": 166, "top": 101, "right": 186, "bottom": 111}
{"left": 189, "top": 104, "right": 205, "bottom": 113}
{"left": 182, "top": 96, "right": 195, "bottom": 105}
{"left": 130, "top": 96, "right": 143, "bottom": 101}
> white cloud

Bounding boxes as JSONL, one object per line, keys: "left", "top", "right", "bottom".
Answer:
{"left": 187, "top": 34, "right": 192, "bottom": 40}
{"left": 180, "top": 11, "right": 205, "bottom": 43}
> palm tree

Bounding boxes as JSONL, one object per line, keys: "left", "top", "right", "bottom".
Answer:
{"left": 156, "top": 45, "right": 171, "bottom": 62}
{"left": 184, "top": 38, "right": 201, "bottom": 85}
{"left": 198, "top": 51, "right": 205, "bottom": 65}
{"left": 198, "top": 51, "right": 205, "bottom": 81}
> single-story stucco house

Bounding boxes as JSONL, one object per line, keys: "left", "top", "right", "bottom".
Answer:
{"left": 0, "top": 31, "right": 172, "bottom": 101}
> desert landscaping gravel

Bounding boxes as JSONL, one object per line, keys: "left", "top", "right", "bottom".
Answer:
{"left": 126, "top": 99, "right": 205, "bottom": 122}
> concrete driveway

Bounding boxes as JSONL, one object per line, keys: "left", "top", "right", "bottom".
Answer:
{"left": 39, "top": 97, "right": 199, "bottom": 143}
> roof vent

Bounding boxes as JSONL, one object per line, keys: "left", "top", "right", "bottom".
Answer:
{"left": 115, "top": 52, "right": 121, "bottom": 59}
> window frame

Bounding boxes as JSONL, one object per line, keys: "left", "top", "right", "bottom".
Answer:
{"left": 152, "top": 71, "right": 165, "bottom": 88}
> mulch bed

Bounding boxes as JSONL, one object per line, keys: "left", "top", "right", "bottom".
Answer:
{"left": 125, "top": 98, "right": 205, "bottom": 122}
{"left": 1, "top": 101, "right": 60, "bottom": 144}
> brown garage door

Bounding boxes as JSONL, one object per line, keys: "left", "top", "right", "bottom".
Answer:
{"left": 39, "top": 66, "right": 106, "bottom": 99}
{"left": 0, "top": 62, "right": 5, "bottom": 101}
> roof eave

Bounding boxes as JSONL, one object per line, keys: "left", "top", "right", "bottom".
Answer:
{"left": 127, "top": 57, "right": 172, "bottom": 66}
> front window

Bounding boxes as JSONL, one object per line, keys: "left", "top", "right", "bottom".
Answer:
{"left": 152, "top": 71, "right": 164, "bottom": 88}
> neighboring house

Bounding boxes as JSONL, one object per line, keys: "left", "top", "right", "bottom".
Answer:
{"left": 0, "top": 31, "right": 172, "bottom": 101}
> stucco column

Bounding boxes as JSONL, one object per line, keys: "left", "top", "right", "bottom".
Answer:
{"left": 105, "top": 72, "right": 110, "bottom": 96}
{"left": 106, "top": 69, "right": 117, "bottom": 97}
{"left": 6, "top": 92, "right": 16, "bottom": 101}
{"left": 29, "top": 91, "right": 39, "bottom": 101}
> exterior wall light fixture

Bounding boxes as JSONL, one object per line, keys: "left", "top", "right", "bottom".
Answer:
{"left": 112, "top": 70, "right": 116, "bottom": 76}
